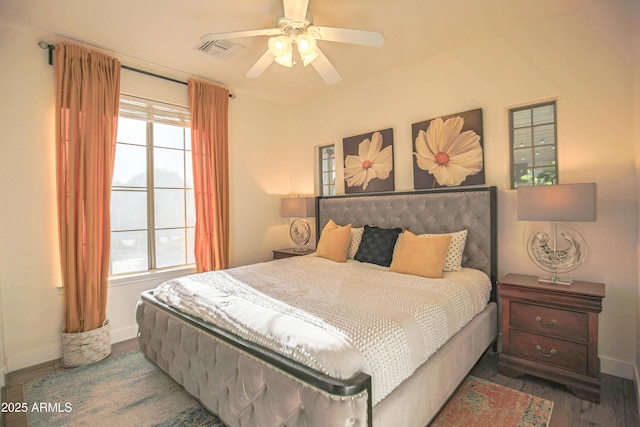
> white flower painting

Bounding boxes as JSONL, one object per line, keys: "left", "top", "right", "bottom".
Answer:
{"left": 343, "top": 128, "right": 394, "bottom": 193}
{"left": 412, "top": 109, "right": 485, "bottom": 189}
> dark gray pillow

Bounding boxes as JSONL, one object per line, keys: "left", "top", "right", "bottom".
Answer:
{"left": 355, "top": 225, "right": 402, "bottom": 267}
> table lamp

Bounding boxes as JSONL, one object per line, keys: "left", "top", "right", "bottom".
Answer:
{"left": 517, "top": 183, "right": 596, "bottom": 285}
{"left": 281, "top": 197, "right": 315, "bottom": 251}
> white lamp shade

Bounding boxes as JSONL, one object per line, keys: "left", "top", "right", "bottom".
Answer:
{"left": 517, "top": 183, "right": 596, "bottom": 222}
{"left": 297, "top": 34, "right": 317, "bottom": 56}
{"left": 301, "top": 50, "right": 320, "bottom": 66}
{"left": 268, "top": 36, "right": 293, "bottom": 67}
{"left": 268, "top": 36, "right": 291, "bottom": 56}
{"left": 274, "top": 52, "right": 293, "bottom": 67}
{"left": 281, "top": 197, "right": 315, "bottom": 218}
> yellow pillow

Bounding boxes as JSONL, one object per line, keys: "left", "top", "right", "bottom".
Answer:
{"left": 389, "top": 230, "right": 451, "bottom": 278}
{"left": 315, "top": 220, "right": 352, "bottom": 262}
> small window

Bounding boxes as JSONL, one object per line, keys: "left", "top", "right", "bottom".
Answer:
{"left": 319, "top": 144, "right": 336, "bottom": 196}
{"left": 510, "top": 101, "right": 557, "bottom": 188}
{"left": 110, "top": 95, "right": 194, "bottom": 276}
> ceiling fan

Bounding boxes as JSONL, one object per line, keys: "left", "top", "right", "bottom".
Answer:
{"left": 199, "top": 0, "right": 385, "bottom": 85}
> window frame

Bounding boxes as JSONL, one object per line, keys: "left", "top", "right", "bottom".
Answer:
{"left": 509, "top": 100, "right": 558, "bottom": 189}
{"left": 109, "top": 95, "right": 195, "bottom": 277}
{"left": 318, "top": 144, "right": 336, "bottom": 196}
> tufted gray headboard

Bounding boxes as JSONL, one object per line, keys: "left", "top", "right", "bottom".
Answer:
{"left": 317, "top": 187, "right": 497, "bottom": 297}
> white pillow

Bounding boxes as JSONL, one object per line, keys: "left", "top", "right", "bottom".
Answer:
{"left": 348, "top": 227, "right": 364, "bottom": 259}
{"left": 393, "top": 229, "right": 467, "bottom": 272}
{"left": 440, "top": 230, "right": 467, "bottom": 271}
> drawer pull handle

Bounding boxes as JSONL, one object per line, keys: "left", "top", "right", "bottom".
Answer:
{"left": 535, "top": 316, "right": 557, "bottom": 328}
{"left": 535, "top": 345, "right": 557, "bottom": 357}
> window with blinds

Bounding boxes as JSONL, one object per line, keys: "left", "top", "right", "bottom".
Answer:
{"left": 118, "top": 94, "right": 190, "bottom": 127}
{"left": 110, "top": 95, "right": 195, "bottom": 276}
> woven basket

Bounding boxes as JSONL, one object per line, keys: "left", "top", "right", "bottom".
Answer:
{"left": 62, "top": 320, "right": 112, "bottom": 367}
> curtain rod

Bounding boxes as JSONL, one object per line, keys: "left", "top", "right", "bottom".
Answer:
{"left": 38, "top": 42, "right": 236, "bottom": 99}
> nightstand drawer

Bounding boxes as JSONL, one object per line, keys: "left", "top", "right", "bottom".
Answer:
{"left": 510, "top": 301, "right": 588, "bottom": 342}
{"left": 510, "top": 330, "right": 587, "bottom": 373}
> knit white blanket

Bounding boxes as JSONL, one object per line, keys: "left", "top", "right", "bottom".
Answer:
{"left": 153, "top": 256, "right": 491, "bottom": 405}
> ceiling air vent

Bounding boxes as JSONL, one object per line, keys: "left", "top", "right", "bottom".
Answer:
{"left": 194, "top": 39, "right": 245, "bottom": 60}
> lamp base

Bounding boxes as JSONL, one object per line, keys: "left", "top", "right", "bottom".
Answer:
{"left": 538, "top": 276, "right": 573, "bottom": 286}
{"left": 527, "top": 222, "right": 586, "bottom": 288}
{"left": 289, "top": 218, "right": 311, "bottom": 247}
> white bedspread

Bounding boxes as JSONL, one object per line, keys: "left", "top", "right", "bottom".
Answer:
{"left": 153, "top": 256, "right": 491, "bottom": 405}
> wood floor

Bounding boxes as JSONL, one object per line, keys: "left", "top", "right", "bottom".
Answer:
{"left": 1, "top": 340, "right": 638, "bottom": 427}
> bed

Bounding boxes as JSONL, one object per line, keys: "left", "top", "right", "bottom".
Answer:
{"left": 136, "top": 186, "right": 498, "bottom": 427}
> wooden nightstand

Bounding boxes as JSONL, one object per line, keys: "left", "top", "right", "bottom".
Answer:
{"left": 498, "top": 273, "right": 605, "bottom": 403}
{"left": 272, "top": 248, "right": 315, "bottom": 259}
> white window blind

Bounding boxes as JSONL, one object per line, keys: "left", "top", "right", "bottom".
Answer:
{"left": 119, "top": 94, "right": 190, "bottom": 128}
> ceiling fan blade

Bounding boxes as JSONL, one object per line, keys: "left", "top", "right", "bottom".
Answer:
{"left": 201, "top": 28, "right": 283, "bottom": 42}
{"left": 310, "top": 49, "right": 342, "bottom": 85}
{"left": 246, "top": 49, "right": 275, "bottom": 78}
{"left": 307, "top": 26, "right": 385, "bottom": 47}
{"left": 283, "top": 0, "right": 309, "bottom": 23}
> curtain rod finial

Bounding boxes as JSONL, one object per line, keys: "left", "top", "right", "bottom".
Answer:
{"left": 38, "top": 41, "right": 55, "bottom": 65}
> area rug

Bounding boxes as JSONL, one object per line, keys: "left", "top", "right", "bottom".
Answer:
{"left": 23, "top": 351, "right": 224, "bottom": 427}
{"left": 431, "top": 376, "right": 554, "bottom": 427}
{"left": 24, "top": 352, "right": 553, "bottom": 427}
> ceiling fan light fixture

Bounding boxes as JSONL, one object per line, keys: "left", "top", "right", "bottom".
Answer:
{"left": 268, "top": 35, "right": 291, "bottom": 56}
{"left": 296, "top": 34, "right": 319, "bottom": 66}
{"left": 268, "top": 35, "right": 293, "bottom": 67}
{"left": 201, "top": 0, "right": 384, "bottom": 84}
{"left": 296, "top": 34, "right": 316, "bottom": 56}
{"left": 301, "top": 50, "right": 319, "bottom": 66}
{"left": 274, "top": 51, "right": 294, "bottom": 67}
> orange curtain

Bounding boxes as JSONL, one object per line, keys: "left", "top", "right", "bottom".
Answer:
{"left": 188, "top": 80, "right": 230, "bottom": 272}
{"left": 54, "top": 43, "right": 121, "bottom": 333}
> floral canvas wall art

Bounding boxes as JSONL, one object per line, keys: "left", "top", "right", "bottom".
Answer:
{"left": 343, "top": 128, "right": 394, "bottom": 194}
{"left": 412, "top": 109, "right": 485, "bottom": 189}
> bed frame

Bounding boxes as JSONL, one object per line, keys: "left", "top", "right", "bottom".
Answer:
{"left": 136, "top": 186, "right": 498, "bottom": 427}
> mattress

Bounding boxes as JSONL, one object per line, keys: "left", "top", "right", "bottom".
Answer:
{"left": 152, "top": 255, "right": 492, "bottom": 405}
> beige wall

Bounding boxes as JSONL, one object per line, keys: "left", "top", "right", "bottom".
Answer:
{"left": 0, "top": 25, "right": 63, "bottom": 374}
{"left": 228, "top": 94, "right": 293, "bottom": 266}
{"left": 633, "top": 0, "right": 640, "bottom": 396}
{"left": 0, "top": 24, "right": 291, "bottom": 373}
{"left": 289, "top": 0, "right": 638, "bottom": 379}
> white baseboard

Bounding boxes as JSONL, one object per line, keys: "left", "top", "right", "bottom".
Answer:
{"left": 5, "top": 325, "right": 138, "bottom": 373}
{"left": 633, "top": 366, "right": 640, "bottom": 419}
{"left": 0, "top": 366, "right": 6, "bottom": 390}
{"left": 7, "top": 344, "right": 61, "bottom": 373}
{"left": 634, "top": 364, "right": 640, "bottom": 422}
{"left": 110, "top": 324, "right": 138, "bottom": 345}
{"left": 600, "top": 355, "right": 635, "bottom": 380}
